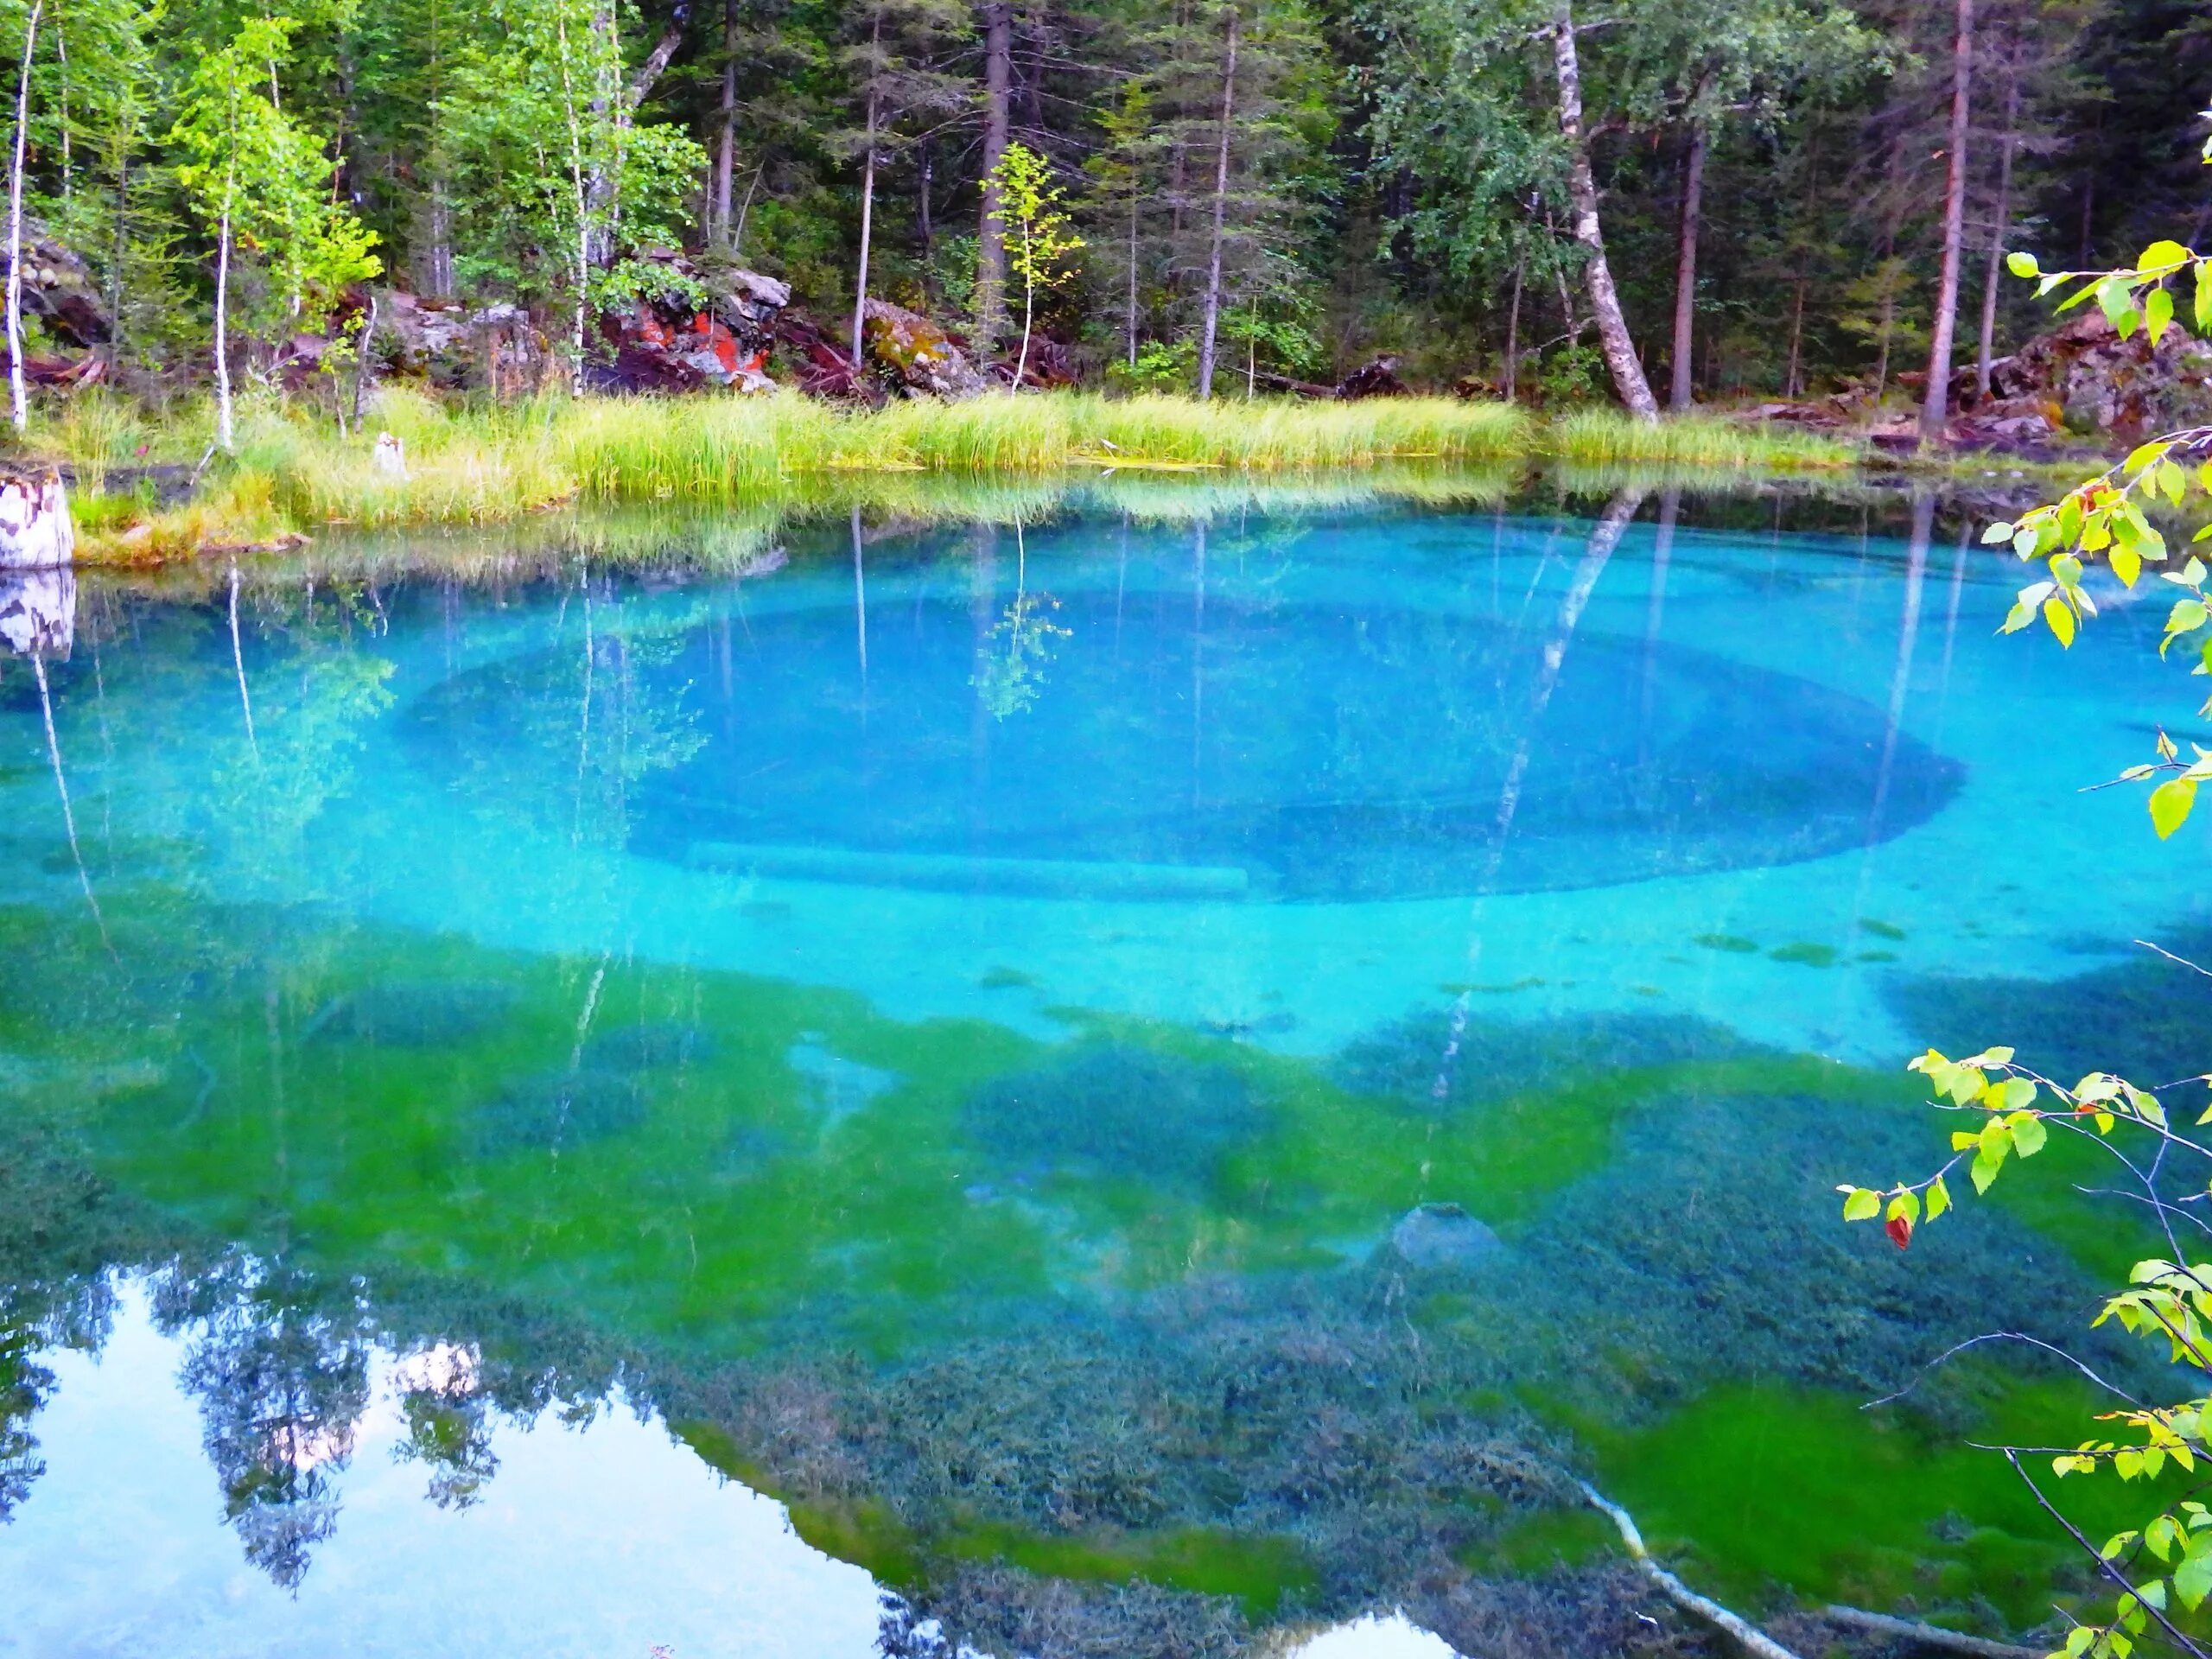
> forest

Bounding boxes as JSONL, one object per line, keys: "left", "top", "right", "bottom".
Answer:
{"left": 0, "top": 0, "right": 2198, "bottom": 435}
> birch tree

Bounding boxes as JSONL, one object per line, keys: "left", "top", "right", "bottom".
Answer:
{"left": 169, "top": 16, "right": 381, "bottom": 451}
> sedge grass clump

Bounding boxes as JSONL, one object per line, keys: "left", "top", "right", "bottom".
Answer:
{"left": 221, "top": 390, "right": 575, "bottom": 526}
{"left": 1545, "top": 408, "right": 1859, "bottom": 468}
{"left": 38, "top": 389, "right": 154, "bottom": 493}
{"left": 1068, "top": 393, "right": 1531, "bottom": 468}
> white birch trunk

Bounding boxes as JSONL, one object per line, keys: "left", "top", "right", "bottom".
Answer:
{"left": 213, "top": 193, "right": 235, "bottom": 450}
{"left": 1550, "top": 2, "right": 1658, "bottom": 420}
{"left": 1195, "top": 4, "right": 1238, "bottom": 401}
{"left": 8, "top": 0, "right": 44, "bottom": 432}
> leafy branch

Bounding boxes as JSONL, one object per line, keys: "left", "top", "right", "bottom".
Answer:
{"left": 1845, "top": 1043, "right": 2212, "bottom": 1657}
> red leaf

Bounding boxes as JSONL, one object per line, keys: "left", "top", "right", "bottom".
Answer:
{"left": 1885, "top": 1213, "right": 1913, "bottom": 1250}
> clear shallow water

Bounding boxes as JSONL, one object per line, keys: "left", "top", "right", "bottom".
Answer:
{"left": 0, "top": 480, "right": 2206, "bottom": 1656}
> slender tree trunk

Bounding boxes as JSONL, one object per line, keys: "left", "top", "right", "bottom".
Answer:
{"left": 713, "top": 0, "right": 736, "bottom": 241}
{"left": 1669, "top": 118, "right": 1705, "bottom": 411}
{"left": 106, "top": 138, "right": 127, "bottom": 369}
{"left": 1550, "top": 1, "right": 1657, "bottom": 420}
{"left": 1918, "top": 0, "right": 1973, "bottom": 445}
{"left": 851, "top": 60, "right": 877, "bottom": 373}
{"left": 1975, "top": 43, "right": 2020, "bottom": 403}
{"left": 976, "top": 0, "right": 1012, "bottom": 341}
{"left": 917, "top": 140, "right": 935, "bottom": 264}
{"left": 558, "top": 20, "right": 590, "bottom": 397}
{"left": 351, "top": 290, "right": 379, "bottom": 426}
{"left": 54, "top": 21, "right": 66, "bottom": 201}
{"left": 213, "top": 193, "right": 235, "bottom": 450}
{"left": 1014, "top": 257, "right": 1034, "bottom": 388}
{"left": 7, "top": 0, "right": 43, "bottom": 432}
{"left": 1783, "top": 269, "right": 1806, "bottom": 397}
{"left": 734, "top": 162, "right": 760, "bottom": 256}
{"left": 1195, "top": 3, "right": 1239, "bottom": 400}
{"left": 1503, "top": 251, "right": 1523, "bottom": 400}
{"left": 1872, "top": 287, "right": 1892, "bottom": 400}
{"left": 1126, "top": 167, "right": 1140, "bottom": 370}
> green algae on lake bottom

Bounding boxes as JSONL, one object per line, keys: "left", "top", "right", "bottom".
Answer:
{"left": 0, "top": 873, "right": 2165, "bottom": 1635}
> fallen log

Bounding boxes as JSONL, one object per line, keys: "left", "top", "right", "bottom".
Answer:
{"left": 1820, "top": 1605, "right": 2043, "bottom": 1659}
{"left": 1578, "top": 1481, "right": 1806, "bottom": 1659}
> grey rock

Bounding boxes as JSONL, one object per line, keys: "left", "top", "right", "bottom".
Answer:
{"left": 1389, "top": 1203, "right": 1505, "bottom": 1271}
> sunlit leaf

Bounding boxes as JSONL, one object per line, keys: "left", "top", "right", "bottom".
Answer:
{"left": 2045, "top": 596, "right": 2077, "bottom": 646}
{"left": 2149, "top": 286, "right": 2177, "bottom": 345}
{"left": 2151, "top": 776, "right": 2199, "bottom": 840}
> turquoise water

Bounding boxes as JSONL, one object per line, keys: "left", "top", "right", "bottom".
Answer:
{"left": 0, "top": 483, "right": 2203, "bottom": 1657}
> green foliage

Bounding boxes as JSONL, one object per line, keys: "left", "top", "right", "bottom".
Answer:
{"left": 168, "top": 16, "right": 381, "bottom": 336}
{"left": 983, "top": 142, "right": 1082, "bottom": 385}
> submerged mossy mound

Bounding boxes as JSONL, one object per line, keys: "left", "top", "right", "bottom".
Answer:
{"left": 1332, "top": 1007, "right": 1762, "bottom": 1116}
{"left": 302, "top": 981, "right": 517, "bottom": 1049}
{"left": 469, "top": 1068, "right": 650, "bottom": 1157}
{"left": 1889, "top": 930, "right": 2212, "bottom": 1090}
{"left": 962, "top": 1042, "right": 1269, "bottom": 1189}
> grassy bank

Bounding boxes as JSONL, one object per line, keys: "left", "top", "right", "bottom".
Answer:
{"left": 36, "top": 387, "right": 1873, "bottom": 561}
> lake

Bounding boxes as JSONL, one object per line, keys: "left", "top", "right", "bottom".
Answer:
{"left": 0, "top": 473, "right": 2199, "bottom": 1658}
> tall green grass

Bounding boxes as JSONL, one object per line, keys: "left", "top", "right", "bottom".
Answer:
{"left": 1546, "top": 408, "right": 1859, "bottom": 468}
{"left": 63, "top": 387, "right": 1870, "bottom": 560}
{"left": 550, "top": 390, "right": 1535, "bottom": 488}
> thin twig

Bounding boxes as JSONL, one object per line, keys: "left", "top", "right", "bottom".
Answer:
{"left": 2137, "top": 938, "right": 2212, "bottom": 979}
{"left": 2003, "top": 1450, "right": 2212, "bottom": 1659}
{"left": 1864, "top": 1332, "right": 2145, "bottom": 1411}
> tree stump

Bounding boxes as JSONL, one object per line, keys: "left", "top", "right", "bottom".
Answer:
{"left": 0, "top": 463, "right": 73, "bottom": 569}
{"left": 0, "top": 564, "right": 73, "bottom": 658}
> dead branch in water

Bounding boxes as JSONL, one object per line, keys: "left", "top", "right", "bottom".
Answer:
{"left": 1578, "top": 1480, "right": 1805, "bottom": 1659}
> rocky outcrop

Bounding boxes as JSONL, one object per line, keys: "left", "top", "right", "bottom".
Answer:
{"left": 372, "top": 292, "right": 555, "bottom": 394}
{"left": 2, "top": 225, "right": 108, "bottom": 350}
{"left": 0, "top": 466, "right": 73, "bottom": 570}
{"left": 861, "top": 299, "right": 987, "bottom": 399}
{"left": 1985, "top": 308, "right": 2212, "bottom": 438}
{"left": 589, "top": 252, "right": 789, "bottom": 393}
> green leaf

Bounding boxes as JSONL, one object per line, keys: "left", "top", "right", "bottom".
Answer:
{"left": 2045, "top": 596, "right": 2077, "bottom": 646}
{"left": 2141, "top": 239, "right": 2192, "bottom": 275}
{"left": 1971, "top": 1147, "right": 2005, "bottom": 1193}
{"left": 2150, "top": 285, "right": 2177, "bottom": 345}
{"left": 1841, "top": 1187, "right": 1881, "bottom": 1221}
{"left": 2104, "top": 277, "right": 2143, "bottom": 338}
{"left": 2198, "top": 261, "right": 2212, "bottom": 332}
{"left": 2007, "top": 250, "right": 2040, "bottom": 278}
{"left": 1982, "top": 520, "right": 2016, "bottom": 546}
{"left": 1926, "top": 1174, "right": 1951, "bottom": 1221}
{"left": 2113, "top": 542, "right": 2144, "bottom": 588}
{"left": 2176, "top": 1541, "right": 2212, "bottom": 1611}
{"left": 2152, "top": 776, "right": 2199, "bottom": 840}
{"left": 2010, "top": 1111, "right": 2050, "bottom": 1155}
{"left": 2164, "top": 458, "right": 2191, "bottom": 505}
{"left": 2127, "top": 440, "right": 2175, "bottom": 474}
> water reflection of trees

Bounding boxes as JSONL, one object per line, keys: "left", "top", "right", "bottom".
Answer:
{"left": 156, "top": 1257, "right": 373, "bottom": 1591}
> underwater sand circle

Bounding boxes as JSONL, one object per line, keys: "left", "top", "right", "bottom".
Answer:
{"left": 408, "top": 593, "right": 1963, "bottom": 901}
